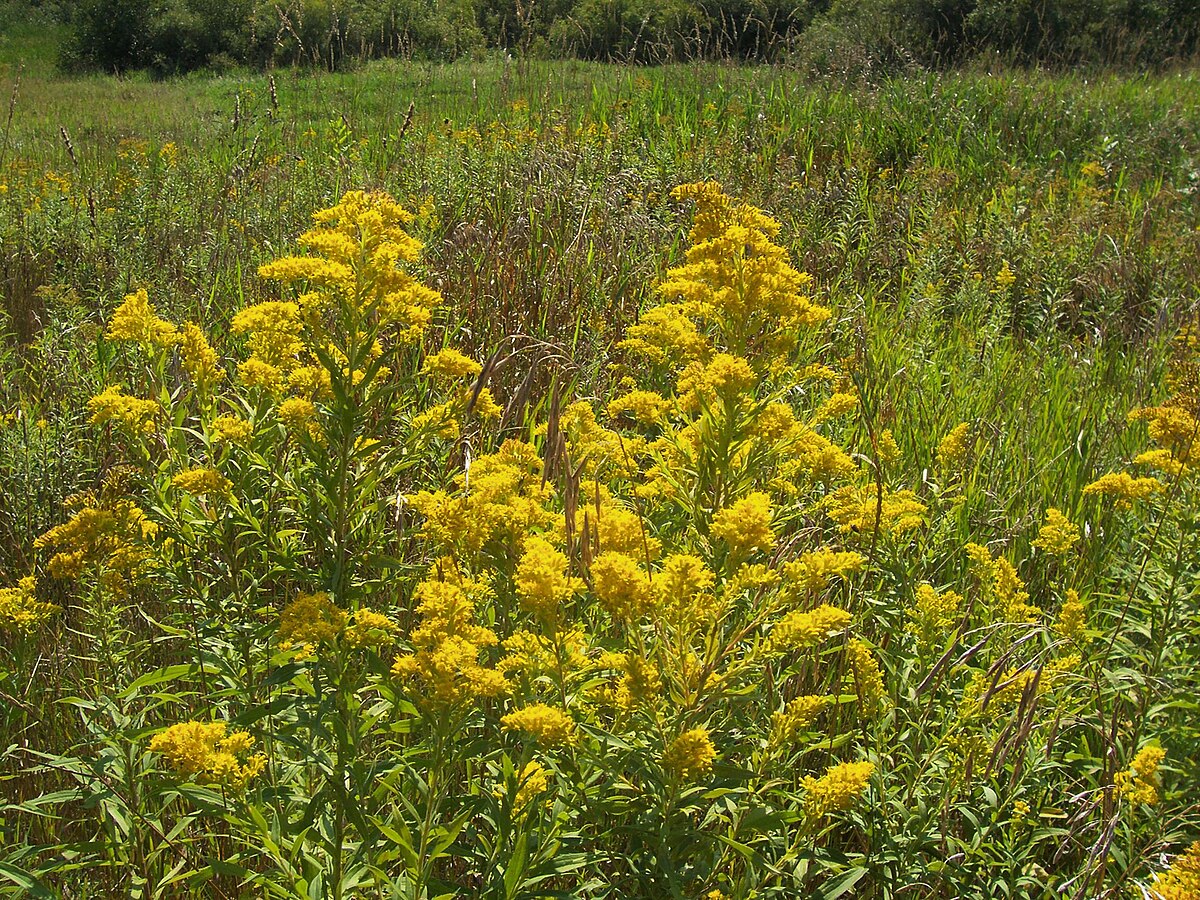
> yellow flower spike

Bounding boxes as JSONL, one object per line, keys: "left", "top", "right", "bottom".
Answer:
{"left": 711, "top": 491, "right": 775, "bottom": 557}
{"left": 768, "top": 604, "right": 851, "bottom": 652}
{"left": 277, "top": 592, "right": 346, "bottom": 655}
{"left": 501, "top": 704, "right": 577, "bottom": 747}
{"left": 590, "top": 550, "right": 654, "bottom": 623}
{"left": 1150, "top": 841, "right": 1200, "bottom": 900}
{"left": 0, "top": 576, "right": 59, "bottom": 632}
{"left": 1083, "top": 471, "right": 1162, "bottom": 508}
{"left": 1056, "top": 589, "right": 1087, "bottom": 642}
{"left": 1114, "top": 745, "right": 1166, "bottom": 806}
{"left": 514, "top": 536, "right": 583, "bottom": 625}
{"left": 769, "top": 695, "right": 832, "bottom": 748}
{"left": 106, "top": 288, "right": 179, "bottom": 351}
{"left": 802, "top": 760, "right": 874, "bottom": 818}
{"left": 178, "top": 322, "right": 224, "bottom": 389}
{"left": 87, "top": 385, "right": 159, "bottom": 435}
{"left": 936, "top": 422, "right": 972, "bottom": 469}
{"left": 148, "top": 721, "right": 265, "bottom": 790}
{"left": 172, "top": 467, "right": 231, "bottom": 498}
{"left": 663, "top": 727, "right": 717, "bottom": 781}
{"left": 342, "top": 608, "right": 399, "bottom": 649}
{"left": 210, "top": 414, "right": 253, "bottom": 446}
{"left": 1032, "top": 508, "right": 1081, "bottom": 555}
{"left": 783, "top": 548, "right": 865, "bottom": 597}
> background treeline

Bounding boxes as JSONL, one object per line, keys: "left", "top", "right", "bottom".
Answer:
{"left": 9, "top": 0, "right": 1200, "bottom": 74}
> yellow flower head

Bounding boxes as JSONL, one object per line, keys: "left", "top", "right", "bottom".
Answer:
{"left": 1032, "top": 508, "right": 1080, "bottom": 555}
{"left": 88, "top": 385, "right": 159, "bottom": 435}
{"left": 1083, "top": 471, "right": 1162, "bottom": 508}
{"left": 172, "top": 467, "right": 231, "bottom": 498}
{"left": 769, "top": 604, "right": 851, "bottom": 652}
{"left": 343, "top": 608, "right": 399, "bottom": 649}
{"left": 106, "top": 289, "right": 179, "bottom": 350}
{"left": 711, "top": 491, "right": 775, "bottom": 556}
{"left": 1115, "top": 745, "right": 1165, "bottom": 806}
{"left": 663, "top": 726, "right": 717, "bottom": 781}
{"left": 514, "top": 536, "right": 583, "bottom": 624}
{"left": 501, "top": 704, "right": 577, "bottom": 747}
{"left": 0, "top": 576, "right": 59, "bottom": 632}
{"left": 802, "top": 760, "right": 874, "bottom": 818}
{"left": 277, "top": 592, "right": 346, "bottom": 655}
{"left": 149, "top": 721, "right": 265, "bottom": 789}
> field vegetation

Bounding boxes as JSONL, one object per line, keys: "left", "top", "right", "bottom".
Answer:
{"left": 1, "top": 19, "right": 1200, "bottom": 900}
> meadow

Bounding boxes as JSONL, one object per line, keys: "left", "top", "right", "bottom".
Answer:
{"left": 1, "top": 28, "right": 1200, "bottom": 899}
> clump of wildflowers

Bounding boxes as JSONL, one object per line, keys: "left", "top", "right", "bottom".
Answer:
{"left": 1032, "top": 508, "right": 1080, "bottom": 555}
{"left": 711, "top": 491, "right": 775, "bottom": 557}
{"left": 1115, "top": 745, "right": 1166, "bottom": 806}
{"left": 663, "top": 727, "right": 717, "bottom": 781}
{"left": 0, "top": 576, "right": 58, "bottom": 631}
{"left": 1151, "top": 841, "right": 1200, "bottom": 900}
{"left": 802, "top": 760, "right": 874, "bottom": 819}
{"left": 149, "top": 721, "right": 266, "bottom": 790}
{"left": 87, "top": 385, "right": 159, "bottom": 435}
{"left": 1083, "top": 472, "right": 1162, "bottom": 507}
{"left": 106, "top": 288, "right": 179, "bottom": 351}
{"left": 501, "top": 704, "right": 578, "bottom": 747}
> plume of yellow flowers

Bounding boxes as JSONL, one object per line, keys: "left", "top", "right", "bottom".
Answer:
{"left": 1151, "top": 840, "right": 1200, "bottom": 900}
{"left": 1032, "top": 507, "right": 1081, "bottom": 555}
{"left": 149, "top": 721, "right": 266, "bottom": 790}
{"left": 501, "top": 704, "right": 578, "bottom": 747}
{"left": 0, "top": 576, "right": 59, "bottom": 632}
{"left": 802, "top": 760, "right": 874, "bottom": 819}
{"left": 391, "top": 574, "right": 508, "bottom": 706}
{"left": 663, "top": 727, "right": 717, "bottom": 781}
{"left": 1115, "top": 745, "right": 1166, "bottom": 806}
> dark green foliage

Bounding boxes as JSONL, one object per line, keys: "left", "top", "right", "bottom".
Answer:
{"left": 39, "top": 0, "right": 1200, "bottom": 72}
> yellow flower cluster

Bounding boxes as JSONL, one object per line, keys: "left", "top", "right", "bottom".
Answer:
{"left": 172, "top": 467, "right": 231, "bottom": 498}
{"left": 501, "top": 704, "right": 578, "bottom": 747}
{"left": 515, "top": 536, "right": 583, "bottom": 625}
{"left": 824, "top": 484, "right": 926, "bottom": 536}
{"left": 936, "top": 422, "right": 972, "bottom": 470}
{"left": 782, "top": 548, "right": 864, "bottom": 596}
{"left": 656, "top": 181, "right": 830, "bottom": 358}
{"left": 1056, "top": 590, "right": 1087, "bottom": 642}
{"left": 179, "top": 322, "right": 224, "bottom": 390}
{"left": 710, "top": 491, "right": 775, "bottom": 556}
{"left": 769, "top": 695, "right": 831, "bottom": 748}
{"left": 608, "top": 389, "right": 670, "bottom": 426}
{"left": 87, "top": 385, "right": 159, "bottom": 435}
{"left": 423, "top": 347, "right": 481, "bottom": 384}
{"left": 210, "top": 414, "right": 253, "bottom": 445}
{"left": 1151, "top": 841, "right": 1200, "bottom": 900}
{"left": 1115, "top": 745, "right": 1166, "bottom": 806}
{"left": 663, "top": 726, "right": 717, "bottom": 781}
{"left": 964, "top": 542, "right": 1040, "bottom": 623}
{"left": 770, "top": 604, "right": 851, "bottom": 652}
{"left": 277, "top": 591, "right": 345, "bottom": 657}
{"left": 590, "top": 551, "right": 654, "bottom": 623}
{"left": 1083, "top": 471, "right": 1162, "bottom": 507}
{"left": 409, "top": 441, "right": 556, "bottom": 555}
{"left": 343, "top": 608, "right": 399, "bottom": 649}
{"left": 0, "top": 576, "right": 59, "bottom": 632}
{"left": 36, "top": 492, "right": 157, "bottom": 592}
{"left": 259, "top": 190, "right": 441, "bottom": 342}
{"left": 847, "top": 638, "right": 887, "bottom": 717}
{"left": 497, "top": 761, "right": 551, "bottom": 815}
{"left": 905, "top": 583, "right": 963, "bottom": 649}
{"left": 391, "top": 574, "right": 507, "bottom": 705}
{"left": 1031, "top": 507, "right": 1080, "bottom": 555}
{"left": 149, "top": 721, "right": 266, "bottom": 790}
{"left": 106, "top": 289, "right": 179, "bottom": 350}
{"left": 802, "top": 760, "right": 874, "bottom": 818}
